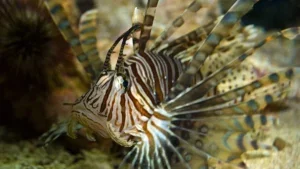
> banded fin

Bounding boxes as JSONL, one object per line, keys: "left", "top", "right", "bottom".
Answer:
{"left": 139, "top": 0, "right": 159, "bottom": 52}
{"left": 170, "top": 0, "right": 259, "bottom": 98}
{"left": 171, "top": 68, "right": 294, "bottom": 111}
{"left": 169, "top": 113, "right": 280, "bottom": 168}
{"left": 37, "top": 121, "right": 68, "bottom": 146}
{"left": 150, "top": 0, "right": 208, "bottom": 50}
{"left": 79, "top": 9, "right": 102, "bottom": 78}
{"left": 37, "top": 120, "right": 82, "bottom": 146}
{"left": 60, "top": 1, "right": 80, "bottom": 32}
{"left": 165, "top": 29, "right": 288, "bottom": 110}
{"left": 172, "top": 114, "right": 277, "bottom": 133}
{"left": 160, "top": 23, "right": 214, "bottom": 57}
{"left": 172, "top": 89, "right": 288, "bottom": 118}
{"left": 44, "top": 0, "right": 98, "bottom": 79}
{"left": 199, "top": 25, "right": 264, "bottom": 80}
{"left": 165, "top": 47, "right": 255, "bottom": 110}
{"left": 132, "top": 7, "right": 145, "bottom": 52}
{"left": 170, "top": 24, "right": 263, "bottom": 68}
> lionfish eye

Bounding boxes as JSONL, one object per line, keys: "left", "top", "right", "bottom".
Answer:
{"left": 117, "top": 73, "right": 129, "bottom": 89}
{"left": 122, "top": 79, "right": 129, "bottom": 88}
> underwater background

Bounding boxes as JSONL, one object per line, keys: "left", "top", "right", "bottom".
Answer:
{"left": 0, "top": 0, "right": 299, "bottom": 168}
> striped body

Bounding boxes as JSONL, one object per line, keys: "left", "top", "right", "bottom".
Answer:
{"left": 41, "top": 0, "right": 300, "bottom": 168}
{"left": 69, "top": 51, "right": 183, "bottom": 147}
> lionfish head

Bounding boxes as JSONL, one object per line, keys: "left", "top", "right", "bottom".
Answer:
{"left": 68, "top": 66, "right": 133, "bottom": 145}
{"left": 67, "top": 23, "right": 142, "bottom": 146}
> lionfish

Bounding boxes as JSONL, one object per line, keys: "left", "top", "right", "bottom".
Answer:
{"left": 41, "top": 0, "right": 300, "bottom": 168}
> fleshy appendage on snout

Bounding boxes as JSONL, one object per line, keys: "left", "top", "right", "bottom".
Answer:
{"left": 67, "top": 101, "right": 110, "bottom": 141}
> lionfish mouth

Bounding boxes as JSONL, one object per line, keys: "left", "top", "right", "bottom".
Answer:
{"left": 41, "top": 0, "right": 300, "bottom": 168}
{"left": 107, "top": 122, "right": 135, "bottom": 147}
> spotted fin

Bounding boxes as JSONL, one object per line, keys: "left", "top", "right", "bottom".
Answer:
{"left": 170, "top": 0, "right": 259, "bottom": 98}
{"left": 200, "top": 25, "right": 264, "bottom": 79}
{"left": 160, "top": 26, "right": 299, "bottom": 168}
{"left": 168, "top": 112, "right": 281, "bottom": 169}
{"left": 173, "top": 114, "right": 277, "bottom": 132}
{"left": 165, "top": 47, "right": 255, "bottom": 110}
{"left": 165, "top": 28, "right": 290, "bottom": 110}
{"left": 172, "top": 92, "right": 287, "bottom": 121}
{"left": 171, "top": 68, "right": 294, "bottom": 113}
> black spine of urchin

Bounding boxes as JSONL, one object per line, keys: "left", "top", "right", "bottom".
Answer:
{"left": 0, "top": 0, "right": 71, "bottom": 135}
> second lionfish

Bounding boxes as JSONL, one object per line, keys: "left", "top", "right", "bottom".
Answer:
{"left": 41, "top": 0, "right": 300, "bottom": 168}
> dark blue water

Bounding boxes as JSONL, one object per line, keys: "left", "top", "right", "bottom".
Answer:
{"left": 242, "top": 0, "right": 300, "bottom": 30}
